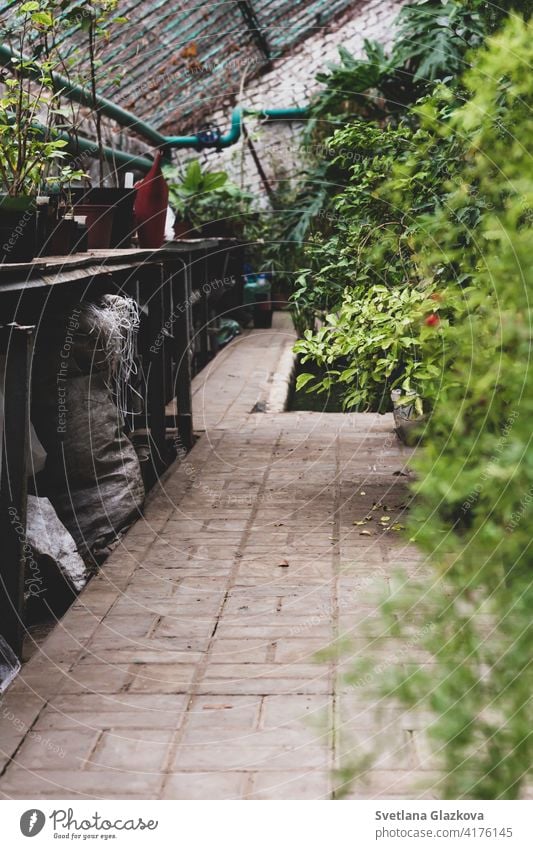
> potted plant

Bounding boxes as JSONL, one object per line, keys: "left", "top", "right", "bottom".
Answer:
{"left": 165, "top": 160, "right": 253, "bottom": 238}
{"left": 0, "top": 1, "right": 82, "bottom": 262}
{"left": 198, "top": 181, "right": 254, "bottom": 237}
{"left": 165, "top": 160, "right": 227, "bottom": 237}
{"left": 390, "top": 388, "right": 426, "bottom": 445}
{"left": 69, "top": 0, "right": 134, "bottom": 249}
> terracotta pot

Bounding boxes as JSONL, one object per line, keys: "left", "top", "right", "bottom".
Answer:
{"left": 75, "top": 203, "right": 114, "bottom": 249}
{"left": 71, "top": 188, "right": 135, "bottom": 248}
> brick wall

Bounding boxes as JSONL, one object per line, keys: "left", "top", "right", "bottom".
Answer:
{"left": 186, "top": 0, "right": 407, "bottom": 199}
{"left": 87, "top": 0, "right": 406, "bottom": 192}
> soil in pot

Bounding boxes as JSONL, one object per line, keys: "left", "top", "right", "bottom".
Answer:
{"left": 0, "top": 195, "right": 38, "bottom": 263}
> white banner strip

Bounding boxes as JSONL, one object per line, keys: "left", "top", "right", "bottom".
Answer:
{"left": 1, "top": 799, "right": 532, "bottom": 848}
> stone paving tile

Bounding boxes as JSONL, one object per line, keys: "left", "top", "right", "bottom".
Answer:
{"left": 274, "top": 640, "right": 328, "bottom": 663}
{"left": 33, "top": 708, "right": 184, "bottom": 732}
{"left": 195, "top": 678, "right": 331, "bottom": 697}
{"left": 55, "top": 664, "right": 133, "bottom": 695}
{"left": 180, "top": 726, "right": 326, "bottom": 748}
{"left": 260, "top": 695, "right": 331, "bottom": 731}
{"left": 86, "top": 729, "right": 173, "bottom": 772}
{"left": 162, "top": 771, "right": 250, "bottom": 800}
{"left": 0, "top": 323, "right": 425, "bottom": 799}
{"left": 171, "top": 742, "right": 328, "bottom": 772}
{"left": 337, "top": 727, "right": 417, "bottom": 771}
{"left": 0, "top": 769, "right": 162, "bottom": 799}
{"left": 77, "top": 649, "right": 205, "bottom": 667}
{"left": 249, "top": 770, "right": 331, "bottom": 800}
{"left": 186, "top": 696, "right": 261, "bottom": 730}
{"left": 13, "top": 729, "right": 100, "bottom": 771}
{"left": 128, "top": 663, "right": 197, "bottom": 693}
{"left": 209, "top": 639, "right": 270, "bottom": 663}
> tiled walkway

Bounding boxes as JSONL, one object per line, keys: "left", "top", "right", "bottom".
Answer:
{"left": 0, "top": 316, "right": 435, "bottom": 800}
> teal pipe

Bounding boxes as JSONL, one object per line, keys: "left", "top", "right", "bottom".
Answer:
{"left": 4, "top": 110, "right": 155, "bottom": 173}
{"left": 166, "top": 107, "right": 309, "bottom": 149}
{"left": 62, "top": 132, "right": 154, "bottom": 172}
{"left": 0, "top": 43, "right": 308, "bottom": 162}
{"left": 0, "top": 43, "right": 168, "bottom": 148}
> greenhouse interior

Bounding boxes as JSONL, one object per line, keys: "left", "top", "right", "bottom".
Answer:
{"left": 0, "top": 0, "right": 531, "bottom": 817}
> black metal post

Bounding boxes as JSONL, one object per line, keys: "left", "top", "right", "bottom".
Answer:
{"left": 144, "top": 266, "right": 167, "bottom": 477}
{"left": 169, "top": 261, "right": 193, "bottom": 452}
{"left": 0, "top": 324, "right": 34, "bottom": 657}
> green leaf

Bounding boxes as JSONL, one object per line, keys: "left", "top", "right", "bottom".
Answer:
{"left": 31, "top": 11, "right": 53, "bottom": 26}
{"left": 295, "top": 373, "right": 316, "bottom": 391}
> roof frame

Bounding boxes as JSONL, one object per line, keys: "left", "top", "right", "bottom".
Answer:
{"left": 237, "top": 0, "right": 271, "bottom": 59}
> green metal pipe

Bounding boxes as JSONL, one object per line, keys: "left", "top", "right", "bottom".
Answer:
{"left": 62, "top": 133, "right": 154, "bottom": 172}
{"left": 0, "top": 43, "right": 308, "bottom": 159}
{"left": 4, "top": 110, "right": 155, "bottom": 173}
{"left": 165, "top": 107, "right": 309, "bottom": 149}
{"left": 0, "top": 43, "right": 168, "bottom": 148}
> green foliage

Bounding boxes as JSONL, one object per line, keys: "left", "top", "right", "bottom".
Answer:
{"left": 393, "top": 0, "right": 486, "bottom": 83}
{"left": 74, "top": 0, "right": 126, "bottom": 185}
{"left": 274, "top": 0, "right": 501, "bottom": 332}
{"left": 308, "top": 0, "right": 489, "bottom": 128}
{"left": 164, "top": 159, "right": 253, "bottom": 233}
{"left": 286, "top": 0, "right": 533, "bottom": 800}
{"left": 294, "top": 284, "right": 447, "bottom": 412}
{"left": 344, "top": 16, "right": 533, "bottom": 799}
{"left": 0, "top": 2, "right": 84, "bottom": 195}
{"left": 293, "top": 96, "right": 467, "bottom": 407}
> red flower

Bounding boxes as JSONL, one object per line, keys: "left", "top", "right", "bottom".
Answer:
{"left": 425, "top": 313, "right": 440, "bottom": 327}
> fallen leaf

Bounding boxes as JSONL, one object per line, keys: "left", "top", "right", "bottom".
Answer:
{"left": 380, "top": 516, "right": 391, "bottom": 522}
{"left": 278, "top": 559, "right": 289, "bottom": 567}
{"left": 203, "top": 704, "right": 233, "bottom": 710}
{"left": 359, "top": 530, "right": 372, "bottom": 536}
{"left": 353, "top": 520, "right": 367, "bottom": 526}
{"left": 392, "top": 523, "right": 405, "bottom": 531}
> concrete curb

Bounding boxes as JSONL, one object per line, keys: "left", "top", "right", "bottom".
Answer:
{"left": 265, "top": 339, "right": 297, "bottom": 413}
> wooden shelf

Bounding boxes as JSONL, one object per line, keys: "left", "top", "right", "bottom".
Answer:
{"left": 0, "top": 241, "right": 244, "bottom": 291}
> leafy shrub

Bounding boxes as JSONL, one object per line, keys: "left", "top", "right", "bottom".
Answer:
{"left": 347, "top": 16, "right": 533, "bottom": 799}
{"left": 294, "top": 99, "right": 467, "bottom": 410}
{"left": 308, "top": 0, "right": 489, "bottom": 128}
{"left": 295, "top": 284, "right": 447, "bottom": 412}
{"left": 164, "top": 160, "right": 253, "bottom": 234}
